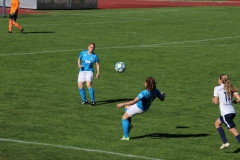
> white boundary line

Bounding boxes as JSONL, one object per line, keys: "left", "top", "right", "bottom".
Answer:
{"left": 1, "top": 36, "right": 239, "bottom": 56}
{"left": 0, "top": 138, "right": 163, "bottom": 160}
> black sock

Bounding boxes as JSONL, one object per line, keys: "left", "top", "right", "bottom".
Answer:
{"left": 236, "top": 134, "right": 240, "bottom": 143}
{"left": 217, "top": 127, "right": 227, "bottom": 144}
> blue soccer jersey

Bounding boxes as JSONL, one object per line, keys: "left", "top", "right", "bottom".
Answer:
{"left": 79, "top": 50, "right": 99, "bottom": 72}
{"left": 136, "top": 89, "right": 162, "bottom": 111}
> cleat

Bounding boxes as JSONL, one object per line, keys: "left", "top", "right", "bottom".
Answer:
{"left": 8, "top": 31, "right": 12, "bottom": 33}
{"left": 20, "top": 28, "right": 24, "bottom": 34}
{"left": 81, "top": 101, "right": 88, "bottom": 105}
{"left": 220, "top": 142, "right": 230, "bottom": 149}
{"left": 120, "top": 136, "right": 130, "bottom": 140}
{"left": 89, "top": 101, "right": 96, "bottom": 106}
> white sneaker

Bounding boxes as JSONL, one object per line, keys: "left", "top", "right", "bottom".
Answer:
{"left": 220, "top": 142, "right": 230, "bottom": 149}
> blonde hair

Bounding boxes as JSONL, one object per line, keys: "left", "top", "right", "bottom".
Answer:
{"left": 219, "top": 74, "right": 238, "bottom": 96}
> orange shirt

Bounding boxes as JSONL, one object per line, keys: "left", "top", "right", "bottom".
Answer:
{"left": 10, "top": 0, "right": 20, "bottom": 14}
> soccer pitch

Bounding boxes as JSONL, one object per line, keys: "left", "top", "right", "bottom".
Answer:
{"left": 0, "top": 6, "right": 240, "bottom": 160}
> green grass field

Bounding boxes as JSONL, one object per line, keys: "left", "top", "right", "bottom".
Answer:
{"left": 1, "top": 6, "right": 240, "bottom": 160}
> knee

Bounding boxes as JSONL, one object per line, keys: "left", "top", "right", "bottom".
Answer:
{"left": 78, "top": 83, "right": 83, "bottom": 89}
{"left": 214, "top": 122, "right": 220, "bottom": 128}
{"left": 86, "top": 84, "right": 92, "bottom": 89}
{"left": 122, "top": 113, "right": 129, "bottom": 120}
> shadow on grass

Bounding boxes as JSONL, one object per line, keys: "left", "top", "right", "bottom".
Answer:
{"left": 226, "top": 148, "right": 240, "bottom": 153}
{"left": 131, "top": 133, "right": 209, "bottom": 140}
{"left": 23, "top": 31, "right": 55, "bottom": 34}
{"left": 176, "top": 126, "right": 189, "bottom": 128}
{"left": 96, "top": 98, "right": 133, "bottom": 106}
{"left": 232, "top": 148, "right": 240, "bottom": 153}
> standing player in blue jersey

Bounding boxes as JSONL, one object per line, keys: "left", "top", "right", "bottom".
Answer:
{"left": 212, "top": 74, "right": 240, "bottom": 149}
{"left": 116, "top": 77, "right": 165, "bottom": 140}
{"left": 78, "top": 42, "right": 100, "bottom": 106}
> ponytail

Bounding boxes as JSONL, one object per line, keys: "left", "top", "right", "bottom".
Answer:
{"left": 219, "top": 74, "right": 238, "bottom": 97}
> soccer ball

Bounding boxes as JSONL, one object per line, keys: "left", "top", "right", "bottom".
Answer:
{"left": 115, "top": 62, "right": 126, "bottom": 73}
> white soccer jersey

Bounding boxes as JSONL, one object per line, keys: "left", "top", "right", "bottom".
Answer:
{"left": 214, "top": 84, "right": 236, "bottom": 116}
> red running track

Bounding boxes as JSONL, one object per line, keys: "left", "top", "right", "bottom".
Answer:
{"left": 1, "top": 0, "right": 240, "bottom": 14}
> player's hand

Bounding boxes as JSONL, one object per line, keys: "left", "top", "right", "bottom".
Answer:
{"left": 11, "top": 12, "right": 15, "bottom": 16}
{"left": 116, "top": 103, "right": 124, "bottom": 108}
{"left": 95, "top": 73, "right": 100, "bottom": 79}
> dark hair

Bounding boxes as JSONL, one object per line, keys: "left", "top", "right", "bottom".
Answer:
{"left": 219, "top": 74, "right": 238, "bottom": 96}
{"left": 145, "top": 77, "right": 156, "bottom": 93}
{"left": 88, "top": 42, "right": 95, "bottom": 48}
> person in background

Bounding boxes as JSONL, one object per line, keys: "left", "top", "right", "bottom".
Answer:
{"left": 212, "top": 74, "right": 240, "bottom": 149}
{"left": 77, "top": 42, "right": 100, "bottom": 106}
{"left": 116, "top": 77, "right": 165, "bottom": 140}
{"left": 8, "top": 0, "right": 24, "bottom": 33}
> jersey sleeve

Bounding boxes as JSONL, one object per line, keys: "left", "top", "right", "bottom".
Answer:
{"left": 213, "top": 86, "right": 219, "bottom": 97}
{"left": 154, "top": 89, "right": 161, "bottom": 98}
{"left": 79, "top": 52, "right": 83, "bottom": 59}
{"left": 95, "top": 54, "right": 99, "bottom": 63}
{"left": 234, "top": 92, "right": 239, "bottom": 95}
{"left": 137, "top": 91, "right": 144, "bottom": 100}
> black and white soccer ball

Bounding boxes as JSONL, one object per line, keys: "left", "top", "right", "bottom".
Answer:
{"left": 115, "top": 62, "right": 126, "bottom": 73}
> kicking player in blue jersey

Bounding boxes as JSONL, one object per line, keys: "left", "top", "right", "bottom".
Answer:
{"left": 116, "top": 77, "right": 165, "bottom": 140}
{"left": 78, "top": 42, "right": 100, "bottom": 106}
{"left": 212, "top": 74, "right": 240, "bottom": 149}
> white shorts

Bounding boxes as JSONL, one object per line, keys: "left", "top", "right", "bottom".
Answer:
{"left": 78, "top": 71, "right": 93, "bottom": 82}
{"left": 126, "top": 104, "right": 144, "bottom": 117}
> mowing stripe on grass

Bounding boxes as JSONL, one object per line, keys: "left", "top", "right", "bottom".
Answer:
{"left": 0, "top": 19, "right": 151, "bottom": 28}
{"left": 0, "top": 36, "right": 239, "bottom": 56}
{"left": 0, "top": 138, "right": 163, "bottom": 160}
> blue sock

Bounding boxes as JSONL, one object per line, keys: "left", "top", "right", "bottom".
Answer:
{"left": 122, "top": 119, "right": 129, "bottom": 138}
{"left": 128, "top": 117, "right": 132, "bottom": 125}
{"left": 236, "top": 134, "right": 240, "bottom": 143}
{"left": 79, "top": 88, "right": 86, "bottom": 102}
{"left": 217, "top": 127, "right": 227, "bottom": 143}
{"left": 88, "top": 87, "right": 95, "bottom": 102}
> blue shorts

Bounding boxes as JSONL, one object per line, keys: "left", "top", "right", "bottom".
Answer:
{"left": 219, "top": 113, "right": 236, "bottom": 129}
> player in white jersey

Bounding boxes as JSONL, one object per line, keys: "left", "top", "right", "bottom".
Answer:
{"left": 77, "top": 42, "right": 100, "bottom": 106}
{"left": 116, "top": 77, "right": 165, "bottom": 140}
{"left": 212, "top": 74, "right": 240, "bottom": 149}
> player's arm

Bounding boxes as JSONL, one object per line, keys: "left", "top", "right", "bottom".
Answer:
{"left": 212, "top": 96, "right": 218, "bottom": 104}
{"left": 156, "top": 89, "right": 165, "bottom": 101}
{"left": 95, "top": 62, "right": 100, "bottom": 79}
{"left": 212, "top": 87, "right": 219, "bottom": 104}
{"left": 116, "top": 97, "right": 139, "bottom": 108}
{"left": 232, "top": 92, "right": 240, "bottom": 104}
{"left": 159, "top": 92, "right": 165, "bottom": 101}
{"left": 10, "top": 7, "right": 16, "bottom": 15}
{"left": 77, "top": 58, "right": 82, "bottom": 68}
{"left": 11, "top": 1, "right": 19, "bottom": 15}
